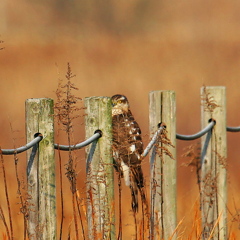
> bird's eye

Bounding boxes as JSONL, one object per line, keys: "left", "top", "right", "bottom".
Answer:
{"left": 118, "top": 100, "right": 122, "bottom": 103}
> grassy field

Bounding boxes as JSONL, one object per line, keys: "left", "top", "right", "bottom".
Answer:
{"left": 1, "top": 1, "right": 240, "bottom": 238}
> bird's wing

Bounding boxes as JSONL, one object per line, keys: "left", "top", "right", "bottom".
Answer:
{"left": 112, "top": 110, "right": 147, "bottom": 213}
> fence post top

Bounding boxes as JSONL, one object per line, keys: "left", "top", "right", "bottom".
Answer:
{"left": 201, "top": 86, "right": 226, "bottom": 90}
{"left": 85, "top": 96, "right": 111, "bottom": 100}
{"left": 149, "top": 90, "right": 176, "bottom": 94}
{"left": 26, "top": 98, "right": 53, "bottom": 102}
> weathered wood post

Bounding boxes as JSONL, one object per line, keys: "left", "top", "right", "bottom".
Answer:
{"left": 26, "top": 98, "right": 56, "bottom": 240}
{"left": 84, "top": 96, "right": 115, "bottom": 239}
{"left": 149, "top": 91, "right": 177, "bottom": 240}
{"left": 201, "top": 86, "right": 227, "bottom": 240}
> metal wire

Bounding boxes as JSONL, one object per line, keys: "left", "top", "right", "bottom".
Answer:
{"left": 54, "top": 130, "right": 102, "bottom": 151}
{"left": 0, "top": 134, "right": 43, "bottom": 155}
{"left": 86, "top": 140, "right": 98, "bottom": 173}
{"left": 27, "top": 142, "right": 39, "bottom": 176}
{"left": 227, "top": 126, "right": 240, "bottom": 132}
{"left": 1, "top": 121, "right": 239, "bottom": 156}
{"left": 142, "top": 123, "right": 166, "bottom": 158}
{"left": 176, "top": 120, "right": 216, "bottom": 140}
{"left": 1, "top": 131, "right": 102, "bottom": 155}
{"left": 200, "top": 128, "right": 212, "bottom": 166}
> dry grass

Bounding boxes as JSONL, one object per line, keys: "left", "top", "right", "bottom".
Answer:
{"left": 1, "top": 2, "right": 240, "bottom": 236}
{"left": 0, "top": 73, "right": 240, "bottom": 239}
{"left": 201, "top": 86, "right": 220, "bottom": 114}
{"left": 54, "top": 63, "right": 86, "bottom": 239}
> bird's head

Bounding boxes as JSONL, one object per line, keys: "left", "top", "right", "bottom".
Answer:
{"left": 111, "top": 94, "right": 130, "bottom": 115}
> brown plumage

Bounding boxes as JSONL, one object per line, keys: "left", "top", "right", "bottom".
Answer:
{"left": 111, "top": 94, "right": 146, "bottom": 212}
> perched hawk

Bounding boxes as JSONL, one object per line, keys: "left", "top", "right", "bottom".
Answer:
{"left": 111, "top": 94, "right": 146, "bottom": 213}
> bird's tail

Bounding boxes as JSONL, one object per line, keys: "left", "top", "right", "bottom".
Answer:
{"left": 130, "top": 179, "right": 139, "bottom": 213}
{"left": 130, "top": 165, "right": 148, "bottom": 213}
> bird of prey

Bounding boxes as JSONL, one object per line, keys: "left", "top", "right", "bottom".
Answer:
{"left": 111, "top": 94, "right": 146, "bottom": 213}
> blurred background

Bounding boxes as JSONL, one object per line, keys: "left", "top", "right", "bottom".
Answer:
{"left": 1, "top": 0, "right": 240, "bottom": 238}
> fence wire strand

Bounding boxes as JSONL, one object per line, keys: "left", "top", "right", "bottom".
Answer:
{"left": 142, "top": 123, "right": 166, "bottom": 158}
{"left": 54, "top": 130, "right": 102, "bottom": 151}
{"left": 0, "top": 122, "right": 239, "bottom": 156}
{"left": 226, "top": 126, "right": 240, "bottom": 132}
{"left": 0, "top": 134, "right": 43, "bottom": 155}
{"left": 0, "top": 131, "right": 102, "bottom": 155}
{"left": 176, "top": 120, "right": 216, "bottom": 140}
{"left": 27, "top": 142, "right": 39, "bottom": 176}
{"left": 200, "top": 128, "right": 213, "bottom": 166}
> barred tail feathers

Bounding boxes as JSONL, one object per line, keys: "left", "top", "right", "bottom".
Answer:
{"left": 130, "top": 178, "right": 139, "bottom": 213}
{"left": 130, "top": 165, "right": 147, "bottom": 213}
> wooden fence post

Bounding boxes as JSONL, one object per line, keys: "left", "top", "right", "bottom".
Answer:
{"left": 200, "top": 86, "right": 227, "bottom": 240}
{"left": 149, "top": 91, "right": 177, "bottom": 240}
{"left": 84, "top": 96, "right": 115, "bottom": 240}
{"left": 26, "top": 98, "right": 56, "bottom": 240}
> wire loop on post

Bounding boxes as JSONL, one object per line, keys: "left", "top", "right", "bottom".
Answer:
{"left": 142, "top": 122, "right": 166, "bottom": 158}
{"left": 54, "top": 130, "right": 102, "bottom": 151}
{"left": 176, "top": 119, "right": 216, "bottom": 140}
{"left": 200, "top": 128, "right": 212, "bottom": 166}
{"left": 0, "top": 133, "right": 43, "bottom": 155}
{"left": 0, "top": 131, "right": 102, "bottom": 155}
